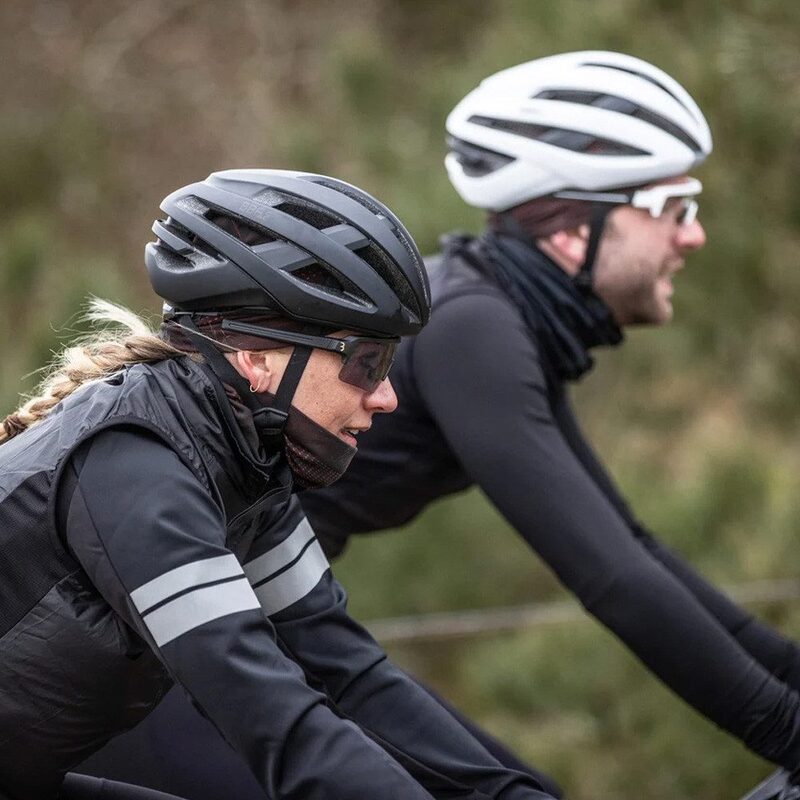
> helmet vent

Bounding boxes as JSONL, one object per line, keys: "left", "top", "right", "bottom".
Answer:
{"left": 311, "top": 177, "right": 385, "bottom": 218}
{"left": 533, "top": 89, "right": 702, "bottom": 154}
{"left": 274, "top": 200, "right": 341, "bottom": 231}
{"left": 468, "top": 114, "right": 648, "bottom": 157}
{"left": 176, "top": 195, "right": 210, "bottom": 216}
{"left": 158, "top": 220, "right": 216, "bottom": 260}
{"left": 205, "top": 210, "right": 278, "bottom": 246}
{"left": 312, "top": 177, "right": 427, "bottom": 304}
{"left": 447, "top": 135, "right": 516, "bottom": 176}
{"left": 580, "top": 61, "right": 691, "bottom": 113}
{"left": 253, "top": 188, "right": 288, "bottom": 206}
{"left": 357, "top": 242, "right": 420, "bottom": 319}
{"left": 384, "top": 220, "right": 429, "bottom": 306}
{"left": 154, "top": 247, "right": 196, "bottom": 273}
{"left": 156, "top": 218, "right": 198, "bottom": 255}
{"left": 310, "top": 177, "right": 413, "bottom": 259}
{"left": 290, "top": 263, "right": 371, "bottom": 307}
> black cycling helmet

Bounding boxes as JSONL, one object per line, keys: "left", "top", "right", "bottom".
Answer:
{"left": 145, "top": 169, "right": 430, "bottom": 337}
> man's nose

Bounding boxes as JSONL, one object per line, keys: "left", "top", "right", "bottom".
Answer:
{"left": 676, "top": 218, "right": 706, "bottom": 252}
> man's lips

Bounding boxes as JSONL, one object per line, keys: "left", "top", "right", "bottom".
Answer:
{"left": 658, "top": 261, "right": 684, "bottom": 293}
{"left": 663, "top": 257, "right": 685, "bottom": 276}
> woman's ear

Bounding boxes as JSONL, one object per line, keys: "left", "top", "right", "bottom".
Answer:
{"left": 536, "top": 224, "right": 590, "bottom": 275}
{"left": 231, "top": 350, "right": 271, "bottom": 393}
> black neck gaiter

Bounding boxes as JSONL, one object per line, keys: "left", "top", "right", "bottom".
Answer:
{"left": 447, "top": 231, "right": 623, "bottom": 382}
{"left": 223, "top": 385, "right": 356, "bottom": 491}
{"left": 283, "top": 408, "right": 357, "bottom": 491}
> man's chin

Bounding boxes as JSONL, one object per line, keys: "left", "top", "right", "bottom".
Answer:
{"left": 625, "top": 300, "right": 673, "bottom": 327}
{"left": 652, "top": 282, "right": 675, "bottom": 324}
{"left": 648, "top": 299, "right": 674, "bottom": 325}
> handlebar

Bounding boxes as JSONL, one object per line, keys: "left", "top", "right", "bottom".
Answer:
{"left": 740, "top": 770, "right": 800, "bottom": 800}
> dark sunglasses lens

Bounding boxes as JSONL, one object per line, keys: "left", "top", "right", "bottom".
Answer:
{"left": 338, "top": 340, "right": 397, "bottom": 392}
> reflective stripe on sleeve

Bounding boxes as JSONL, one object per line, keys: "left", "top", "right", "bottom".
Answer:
{"left": 244, "top": 521, "right": 330, "bottom": 616}
{"left": 142, "top": 577, "right": 261, "bottom": 647}
{"left": 243, "top": 518, "right": 316, "bottom": 586}
{"left": 131, "top": 553, "right": 243, "bottom": 615}
{"left": 130, "top": 554, "right": 260, "bottom": 647}
{"left": 252, "top": 539, "right": 329, "bottom": 616}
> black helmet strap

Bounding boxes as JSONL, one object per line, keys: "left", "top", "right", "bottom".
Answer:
{"left": 573, "top": 202, "right": 614, "bottom": 294}
{"left": 493, "top": 201, "right": 614, "bottom": 296}
{"left": 176, "top": 316, "right": 311, "bottom": 446}
{"left": 272, "top": 346, "right": 313, "bottom": 412}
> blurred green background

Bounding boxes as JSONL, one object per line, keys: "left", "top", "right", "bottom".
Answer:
{"left": 3, "top": 1, "right": 800, "bottom": 797}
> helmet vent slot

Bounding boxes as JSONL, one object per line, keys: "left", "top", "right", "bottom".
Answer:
{"left": 176, "top": 195, "right": 210, "bottom": 216}
{"left": 357, "top": 243, "right": 420, "bottom": 318}
{"left": 310, "top": 177, "right": 426, "bottom": 305}
{"left": 532, "top": 90, "right": 702, "bottom": 154}
{"left": 290, "top": 263, "right": 370, "bottom": 307}
{"left": 311, "top": 178, "right": 385, "bottom": 218}
{"left": 580, "top": 61, "right": 691, "bottom": 113}
{"left": 274, "top": 200, "right": 341, "bottom": 231}
{"left": 155, "top": 248, "right": 196, "bottom": 273}
{"left": 468, "top": 114, "right": 648, "bottom": 157}
{"left": 253, "top": 188, "right": 288, "bottom": 206}
{"left": 447, "top": 136, "right": 516, "bottom": 177}
{"left": 204, "top": 210, "right": 278, "bottom": 246}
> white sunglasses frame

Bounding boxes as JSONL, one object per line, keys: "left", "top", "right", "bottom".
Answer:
{"left": 554, "top": 177, "right": 703, "bottom": 226}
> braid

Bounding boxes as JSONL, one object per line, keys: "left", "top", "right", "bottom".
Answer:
{"left": 0, "top": 299, "right": 184, "bottom": 444}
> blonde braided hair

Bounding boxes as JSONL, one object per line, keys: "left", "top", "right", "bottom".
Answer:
{"left": 0, "top": 299, "right": 185, "bottom": 444}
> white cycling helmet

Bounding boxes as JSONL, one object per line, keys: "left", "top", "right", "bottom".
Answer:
{"left": 445, "top": 51, "right": 713, "bottom": 211}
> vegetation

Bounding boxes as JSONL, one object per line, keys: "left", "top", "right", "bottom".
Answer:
{"left": 3, "top": 2, "right": 800, "bottom": 797}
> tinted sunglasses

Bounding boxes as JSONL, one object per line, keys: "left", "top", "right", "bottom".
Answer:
{"left": 554, "top": 177, "right": 702, "bottom": 226}
{"left": 220, "top": 319, "right": 399, "bottom": 394}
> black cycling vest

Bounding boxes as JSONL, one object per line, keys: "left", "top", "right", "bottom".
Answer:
{"left": 0, "top": 357, "right": 289, "bottom": 798}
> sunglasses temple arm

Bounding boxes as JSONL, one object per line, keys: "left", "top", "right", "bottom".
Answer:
{"left": 220, "top": 319, "right": 342, "bottom": 352}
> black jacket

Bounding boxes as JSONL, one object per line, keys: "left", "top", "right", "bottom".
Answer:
{"left": 0, "top": 356, "right": 548, "bottom": 800}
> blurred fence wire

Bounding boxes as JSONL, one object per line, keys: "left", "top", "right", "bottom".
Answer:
{"left": 366, "top": 577, "right": 800, "bottom": 645}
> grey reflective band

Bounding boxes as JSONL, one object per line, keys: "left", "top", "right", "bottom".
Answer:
{"left": 142, "top": 578, "right": 260, "bottom": 648}
{"left": 243, "top": 518, "right": 317, "bottom": 586}
{"left": 252, "top": 540, "right": 329, "bottom": 616}
{"left": 131, "top": 553, "right": 243, "bottom": 614}
{"left": 131, "top": 554, "right": 260, "bottom": 647}
{"left": 244, "top": 520, "right": 330, "bottom": 616}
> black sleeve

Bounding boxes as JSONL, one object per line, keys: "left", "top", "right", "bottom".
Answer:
{"left": 633, "top": 523, "right": 800, "bottom": 689}
{"left": 412, "top": 291, "right": 800, "bottom": 770}
{"left": 548, "top": 379, "right": 800, "bottom": 693}
{"left": 246, "top": 496, "right": 554, "bottom": 800}
{"left": 60, "top": 427, "right": 438, "bottom": 800}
